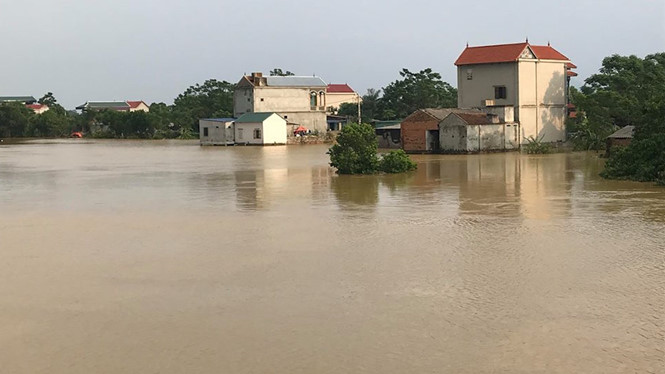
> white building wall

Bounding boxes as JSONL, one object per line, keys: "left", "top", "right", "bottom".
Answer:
{"left": 261, "top": 115, "right": 287, "bottom": 145}
{"left": 517, "top": 60, "right": 567, "bottom": 142}
{"left": 199, "top": 119, "right": 233, "bottom": 145}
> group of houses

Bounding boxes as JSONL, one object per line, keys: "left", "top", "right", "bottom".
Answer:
{"left": 396, "top": 41, "right": 578, "bottom": 153}
{"left": 0, "top": 96, "right": 151, "bottom": 117}
{"left": 200, "top": 74, "right": 361, "bottom": 145}
{"left": 200, "top": 40, "right": 580, "bottom": 152}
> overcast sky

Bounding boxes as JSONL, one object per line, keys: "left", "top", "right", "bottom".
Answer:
{"left": 1, "top": 0, "right": 663, "bottom": 109}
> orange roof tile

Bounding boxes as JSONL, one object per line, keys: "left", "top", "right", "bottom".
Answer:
{"left": 327, "top": 84, "right": 355, "bottom": 93}
{"left": 455, "top": 42, "right": 570, "bottom": 66}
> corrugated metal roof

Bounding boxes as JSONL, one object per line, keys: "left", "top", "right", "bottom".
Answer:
{"left": 201, "top": 118, "right": 236, "bottom": 122}
{"left": 607, "top": 126, "right": 635, "bottom": 139}
{"left": 0, "top": 96, "right": 37, "bottom": 103}
{"left": 422, "top": 108, "right": 482, "bottom": 120}
{"left": 374, "top": 120, "right": 402, "bottom": 129}
{"left": 235, "top": 112, "right": 279, "bottom": 123}
{"left": 265, "top": 76, "right": 327, "bottom": 87}
{"left": 76, "top": 101, "right": 130, "bottom": 110}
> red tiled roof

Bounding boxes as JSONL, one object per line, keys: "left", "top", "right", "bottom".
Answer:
{"left": 127, "top": 100, "right": 146, "bottom": 108}
{"left": 327, "top": 84, "right": 355, "bottom": 93}
{"left": 567, "top": 62, "right": 577, "bottom": 69}
{"left": 455, "top": 42, "right": 570, "bottom": 66}
{"left": 26, "top": 104, "right": 46, "bottom": 110}
{"left": 567, "top": 70, "right": 578, "bottom": 77}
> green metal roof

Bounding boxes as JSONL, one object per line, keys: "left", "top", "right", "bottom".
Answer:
{"left": 235, "top": 112, "right": 278, "bottom": 123}
{"left": 76, "top": 101, "right": 130, "bottom": 110}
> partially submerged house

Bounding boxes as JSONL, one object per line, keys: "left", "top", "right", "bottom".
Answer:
{"left": 455, "top": 41, "right": 575, "bottom": 144}
{"left": 199, "top": 118, "right": 235, "bottom": 146}
{"left": 439, "top": 112, "right": 519, "bottom": 152}
{"left": 605, "top": 125, "right": 635, "bottom": 157}
{"left": 233, "top": 72, "right": 329, "bottom": 133}
{"left": 401, "top": 108, "right": 482, "bottom": 153}
{"left": 234, "top": 112, "right": 287, "bottom": 145}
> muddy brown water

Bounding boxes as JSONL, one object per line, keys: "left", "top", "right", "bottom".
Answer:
{"left": 1, "top": 139, "right": 663, "bottom": 373}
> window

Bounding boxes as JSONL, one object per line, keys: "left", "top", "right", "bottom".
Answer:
{"left": 260, "top": 98, "right": 264, "bottom": 102}
{"left": 237, "top": 128, "right": 244, "bottom": 140}
{"left": 494, "top": 86, "right": 507, "bottom": 99}
{"left": 203, "top": 127, "right": 209, "bottom": 137}
{"left": 253, "top": 128, "right": 262, "bottom": 139}
{"left": 466, "top": 69, "right": 473, "bottom": 80}
{"left": 284, "top": 115, "right": 288, "bottom": 119}
{"left": 310, "top": 91, "right": 317, "bottom": 108}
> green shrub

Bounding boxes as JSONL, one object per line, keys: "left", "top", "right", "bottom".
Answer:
{"left": 328, "top": 123, "right": 379, "bottom": 174}
{"left": 523, "top": 136, "right": 551, "bottom": 154}
{"left": 601, "top": 134, "right": 665, "bottom": 183}
{"left": 379, "top": 150, "right": 417, "bottom": 173}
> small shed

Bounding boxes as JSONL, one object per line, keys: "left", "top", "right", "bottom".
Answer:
{"left": 401, "top": 108, "right": 482, "bottom": 153}
{"left": 199, "top": 118, "right": 235, "bottom": 146}
{"left": 605, "top": 125, "right": 635, "bottom": 156}
{"left": 234, "top": 112, "right": 287, "bottom": 145}
{"left": 439, "top": 112, "right": 519, "bottom": 152}
{"left": 374, "top": 120, "right": 402, "bottom": 149}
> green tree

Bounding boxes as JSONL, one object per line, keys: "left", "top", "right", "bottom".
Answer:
{"left": 378, "top": 149, "right": 417, "bottom": 173}
{"left": 172, "top": 79, "right": 234, "bottom": 131}
{"left": 0, "top": 102, "right": 33, "bottom": 137}
{"left": 379, "top": 68, "right": 457, "bottom": 119}
{"left": 328, "top": 123, "right": 379, "bottom": 174}
{"left": 27, "top": 110, "right": 73, "bottom": 137}
{"left": 269, "top": 68, "right": 295, "bottom": 76}
{"left": 598, "top": 53, "right": 665, "bottom": 184}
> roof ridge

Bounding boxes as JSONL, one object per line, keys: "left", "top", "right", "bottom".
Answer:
{"left": 465, "top": 42, "right": 527, "bottom": 49}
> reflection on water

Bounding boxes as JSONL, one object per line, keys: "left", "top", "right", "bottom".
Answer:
{"left": 0, "top": 140, "right": 664, "bottom": 374}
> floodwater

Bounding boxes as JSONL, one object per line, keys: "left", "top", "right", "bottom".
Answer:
{"left": 0, "top": 139, "right": 663, "bottom": 374}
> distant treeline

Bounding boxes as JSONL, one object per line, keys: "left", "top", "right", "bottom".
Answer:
{"left": 0, "top": 68, "right": 458, "bottom": 139}
{"left": 0, "top": 79, "right": 235, "bottom": 139}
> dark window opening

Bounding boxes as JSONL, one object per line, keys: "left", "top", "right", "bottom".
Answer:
{"left": 495, "top": 86, "right": 507, "bottom": 99}
{"left": 253, "top": 129, "right": 262, "bottom": 139}
{"left": 203, "top": 127, "right": 209, "bottom": 136}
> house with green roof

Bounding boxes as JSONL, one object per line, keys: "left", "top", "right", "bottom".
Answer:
{"left": 234, "top": 112, "right": 286, "bottom": 145}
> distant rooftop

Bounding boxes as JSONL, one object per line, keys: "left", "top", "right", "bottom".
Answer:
{"left": 0, "top": 96, "right": 37, "bottom": 104}
{"left": 607, "top": 125, "right": 635, "bottom": 139}
{"left": 327, "top": 84, "right": 355, "bottom": 93}
{"left": 235, "top": 112, "right": 280, "bottom": 123}
{"left": 76, "top": 101, "right": 131, "bottom": 110}
{"left": 201, "top": 118, "right": 236, "bottom": 122}
{"left": 243, "top": 73, "right": 327, "bottom": 88}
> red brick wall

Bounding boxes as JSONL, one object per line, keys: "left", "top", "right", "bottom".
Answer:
{"left": 401, "top": 111, "right": 439, "bottom": 153}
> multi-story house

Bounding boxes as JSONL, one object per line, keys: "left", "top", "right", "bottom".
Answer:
{"left": 233, "top": 72, "right": 329, "bottom": 133}
{"left": 455, "top": 41, "right": 576, "bottom": 143}
{"left": 325, "top": 84, "right": 361, "bottom": 114}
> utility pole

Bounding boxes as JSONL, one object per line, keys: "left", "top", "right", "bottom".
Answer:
{"left": 357, "top": 92, "right": 362, "bottom": 124}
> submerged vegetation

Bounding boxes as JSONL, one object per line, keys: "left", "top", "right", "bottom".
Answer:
{"left": 523, "top": 136, "right": 551, "bottom": 154}
{"left": 328, "top": 123, "right": 416, "bottom": 175}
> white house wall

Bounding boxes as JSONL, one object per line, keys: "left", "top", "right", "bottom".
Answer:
{"left": 518, "top": 60, "right": 567, "bottom": 142}
{"left": 261, "top": 115, "right": 287, "bottom": 145}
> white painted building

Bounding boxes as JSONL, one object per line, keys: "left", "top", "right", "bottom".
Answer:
{"left": 439, "top": 112, "right": 519, "bottom": 152}
{"left": 455, "top": 42, "right": 576, "bottom": 143}
{"left": 234, "top": 112, "right": 287, "bottom": 145}
{"left": 233, "top": 73, "right": 328, "bottom": 133}
{"left": 199, "top": 118, "right": 235, "bottom": 145}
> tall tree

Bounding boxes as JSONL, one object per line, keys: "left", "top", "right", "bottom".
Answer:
{"left": 269, "top": 68, "right": 295, "bottom": 76}
{"left": 379, "top": 68, "right": 457, "bottom": 119}
{"left": 172, "top": 79, "right": 234, "bottom": 131}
